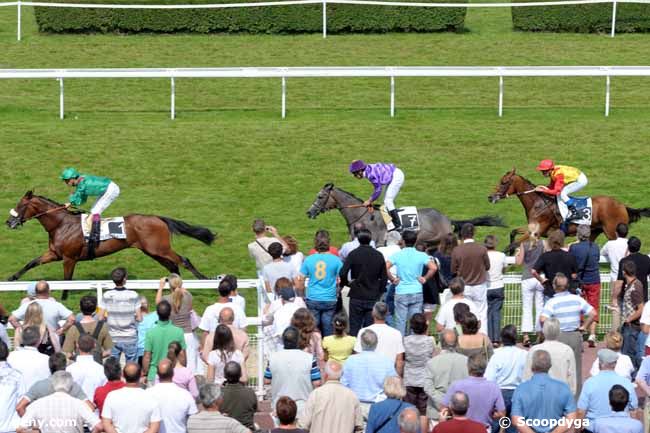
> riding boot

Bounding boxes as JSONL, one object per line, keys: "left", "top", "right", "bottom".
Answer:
{"left": 88, "top": 215, "right": 101, "bottom": 260}
{"left": 388, "top": 209, "right": 402, "bottom": 232}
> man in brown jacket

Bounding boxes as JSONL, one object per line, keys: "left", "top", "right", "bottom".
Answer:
{"left": 451, "top": 224, "right": 490, "bottom": 334}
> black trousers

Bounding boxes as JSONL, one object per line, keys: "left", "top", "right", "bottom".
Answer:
{"left": 349, "top": 298, "right": 377, "bottom": 336}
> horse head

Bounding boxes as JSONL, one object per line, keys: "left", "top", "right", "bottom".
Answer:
{"left": 6, "top": 191, "right": 36, "bottom": 229}
{"left": 488, "top": 168, "right": 519, "bottom": 204}
{"left": 306, "top": 183, "right": 336, "bottom": 219}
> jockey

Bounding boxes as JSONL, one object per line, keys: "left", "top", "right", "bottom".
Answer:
{"left": 60, "top": 168, "right": 120, "bottom": 257}
{"left": 349, "top": 160, "right": 405, "bottom": 231}
{"left": 534, "top": 159, "right": 588, "bottom": 220}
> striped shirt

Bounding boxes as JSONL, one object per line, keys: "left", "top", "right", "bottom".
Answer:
{"left": 541, "top": 291, "right": 593, "bottom": 332}
{"left": 0, "top": 361, "right": 25, "bottom": 433}
{"left": 20, "top": 392, "right": 100, "bottom": 433}
{"left": 187, "top": 411, "right": 249, "bottom": 433}
{"left": 341, "top": 351, "right": 397, "bottom": 403}
{"left": 100, "top": 287, "right": 141, "bottom": 342}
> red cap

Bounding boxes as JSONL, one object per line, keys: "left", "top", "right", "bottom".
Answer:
{"left": 536, "top": 159, "right": 554, "bottom": 171}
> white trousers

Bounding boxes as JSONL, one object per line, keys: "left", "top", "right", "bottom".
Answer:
{"left": 465, "top": 283, "right": 488, "bottom": 334}
{"left": 90, "top": 181, "right": 120, "bottom": 215}
{"left": 184, "top": 332, "right": 200, "bottom": 373}
{"left": 384, "top": 168, "right": 404, "bottom": 211}
{"left": 521, "top": 278, "right": 544, "bottom": 333}
{"left": 560, "top": 173, "right": 587, "bottom": 203}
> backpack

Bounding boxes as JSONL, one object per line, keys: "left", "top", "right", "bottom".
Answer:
{"left": 74, "top": 321, "right": 105, "bottom": 364}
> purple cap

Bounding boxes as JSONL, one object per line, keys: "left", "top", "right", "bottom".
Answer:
{"left": 349, "top": 160, "right": 366, "bottom": 173}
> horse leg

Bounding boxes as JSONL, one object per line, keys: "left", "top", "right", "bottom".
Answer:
{"left": 142, "top": 251, "right": 180, "bottom": 275}
{"left": 151, "top": 251, "right": 207, "bottom": 279}
{"left": 61, "top": 258, "right": 78, "bottom": 300}
{"left": 510, "top": 227, "right": 525, "bottom": 245}
{"left": 8, "top": 251, "right": 60, "bottom": 281}
{"left": 179, "top": 256, "right": 208, "bottom": 279}
{"left": 590, "top": 227, "right": 604, "bottom": 242}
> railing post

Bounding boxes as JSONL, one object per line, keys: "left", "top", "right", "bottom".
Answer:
{"left": 322, "top": 0, "right": 327, "bottom": 39}
{"left": 170, "top": 77, "right": 175, "bottom": 120}
{"left": 390, "top": 76, "right": 395, "bottom": 118}
{"left": 58, "top": 77, "right": 64, "bottom": 120}
{"left": 281, "top": 76, "right": 286, "bottom": 119}
{"left": 610, "top": 0, "right": 617, "bottom": 38}
{"left": 498, "top": 75, "right": 504, "bottom": 117}
{"left": 605, "top": 75, "right": 611, "bottom": 117}
{"left": 256, "top": 278, "right": 265, "bottom": 401}
{"left": 17, "top": 0, "right": 21, "bottom": 41}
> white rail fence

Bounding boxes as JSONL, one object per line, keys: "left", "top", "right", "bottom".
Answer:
{"left": 1, "top": 65, "right": 648, "bottom": 118}
{"left": 2, "top": 0, "right": 650, "bottom": 41}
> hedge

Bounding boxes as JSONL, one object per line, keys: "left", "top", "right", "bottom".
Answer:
{"left": 512, "top": 0, "right": 650, "bottom": 33}
{"left": 34, "top": 0, "right": 467, "bottom": 34}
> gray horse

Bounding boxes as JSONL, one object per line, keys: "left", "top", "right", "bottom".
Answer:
{"left": 306, "top": 183, "right": 505, "bottom": 247}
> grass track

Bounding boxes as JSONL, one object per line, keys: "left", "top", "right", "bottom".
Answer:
{"left": 1, "top": 4, "right": 650, "bottom": 314}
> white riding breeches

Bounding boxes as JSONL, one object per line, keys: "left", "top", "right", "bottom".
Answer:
{"left": 384, "top": 168, "right": 404, "bottom": 211}
{"left": 90, "top": 182, "right": 120, "bottom": 215}
{"left": 560, "top": 173, "right": 587, "bottom": 203}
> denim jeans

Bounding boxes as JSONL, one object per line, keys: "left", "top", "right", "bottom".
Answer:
{"left": 349, "top": 298, "right": 377, "bottom": 337}
{"left": 394, "top": 293, "right": 423, "bottom": 336}
{"left": 637, "top": 331, "right": 648, "bottom": 368}
{"left": 384, "top": 283, "right": 396, "bottom": 327}
{"left": 111, "top": 339, "right": 139, "bottom": 362}
{"left": 306, "top": 299, "right": 338, "bottom": 337}
{"left": 487, "top": 288, "right": 505, "bottom": 343}
{"left": 490, "top": 388, "right": 515, "bottom": 433}
{"left": 622, "top": 324, "right": 641, "bottom": 370}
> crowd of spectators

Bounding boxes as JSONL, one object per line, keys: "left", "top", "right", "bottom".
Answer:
{"left": 1, "top": 217, "right": 649, "bottom": 433}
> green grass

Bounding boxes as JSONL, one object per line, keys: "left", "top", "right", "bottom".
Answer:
{"left": 1, "top": 5, "right": 650, "bottom": 316}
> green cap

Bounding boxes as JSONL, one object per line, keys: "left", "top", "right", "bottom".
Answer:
{"left": 60, "top": 167, "right": 80, "bottom": 180}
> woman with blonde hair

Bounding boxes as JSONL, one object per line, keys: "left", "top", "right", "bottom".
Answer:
{"left": 156, "top": 273, "right": 199, "bottom": 372}
{"left": 291, "top": 308, "right": 324, "bottom": 366}
{"left": 14, "top": 302, "right": 60, "bottom": 355}
{"left": 589, "top": 331, "right": 634, "bottom": 380}
{"left": 515, "top": 222, "right": 547, "bottom": 347}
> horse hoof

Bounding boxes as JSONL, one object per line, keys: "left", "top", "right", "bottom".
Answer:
{"left": 7, "top": 275, "right": 18, "bottom": 281}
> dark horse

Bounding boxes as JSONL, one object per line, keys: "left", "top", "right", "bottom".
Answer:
{"left": 307, "top": 183, "right": 505, "bottom": 247}
{"left": 488, "top": 168, "right": 650, "bottom": 250}
{"left": 6, "top": 191, "right": 215, "bottom": 288}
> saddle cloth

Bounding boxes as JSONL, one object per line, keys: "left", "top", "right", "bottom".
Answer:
{"left": 80, "top": 214, "right": 127, "bottom": 240}
{"left": 557, "top": 197, "right": 593, "bottom": 225}
{"left": 380, "top": 206, "right": 420, "bottom": 231}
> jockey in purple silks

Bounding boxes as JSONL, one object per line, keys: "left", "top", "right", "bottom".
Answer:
{"left": 349, "top": 160, "right": 405, "bottom": 231}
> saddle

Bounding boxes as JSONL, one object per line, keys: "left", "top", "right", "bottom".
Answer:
{"left": 380, "top": 206, "right": 420, "bottom": 231}
{"left": 80, "top": 214, "right": 127, "bottom": 241}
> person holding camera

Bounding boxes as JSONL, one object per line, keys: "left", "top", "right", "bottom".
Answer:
{"left": 434, "top": 391, "right": 487, "bottom": 433}
{"left": 247, "top": 219, "right": 287, "bottom": 276}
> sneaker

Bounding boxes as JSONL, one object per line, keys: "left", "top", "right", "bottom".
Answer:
{"left": 588, "top": 334, "right": 596, "bottom": 348}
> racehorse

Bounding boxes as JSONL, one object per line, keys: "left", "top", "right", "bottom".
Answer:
{"left": 6, "top": 191, "right": 215, "bottom": 296}
{"left": 307, "top": 183, "right": 505, "bottom": 247}
{"left": 488, "top": 168, "right": 650, "bottom": 250}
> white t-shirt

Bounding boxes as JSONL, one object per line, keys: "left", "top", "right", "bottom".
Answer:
{"left": 102, "top": 386, "right": 161, "bottom": 433}
{"left": 0, "top": 362, "right": 25, "bottom": 433}
{"left": 589, "top": 354, "right": 635, "bottom": 380}
{"left": 199, "top": 302, "right": 247, "bottom": 331}
{"left": 145, "top": 382, "right": 197, "bottom": 433}
{"left": 353, "top": 323, "right": 404, "bottom": 363}
{"left": 283, "top": 252, "right": 305, "bottom": 275}
{"left": 66, "top": 355, "right": 107, "bottom": 404}
{"left": 640, "top": 302, "right": 650, "bottom": 348}
{"left": 12, "top": 298, "right": 73, "bottom": 331}
{"left": 7, "top": 346, "right": 50, "bottom": 391}
{"left": 378, "top": 245, "right": 401, "bottom": 276}
{"left": 262, "top": 261, "right": 297, "bottom": 292}
{"left": 435, "top": 297, "right": 478, "bottom": 330}
{"left": 230, "top": 295, "right": 246, "bottom": 313}
{"left": 601, "top": 237, "right": 628, "bottom": 281}
{"left": 207, "top": 350, "right": 245, "bottom": 385}
{"left": 487, "top": 251, "right": 507, "bottom": 290}
{"left": 272, "top": 302, "right": 302, "bottom": 337}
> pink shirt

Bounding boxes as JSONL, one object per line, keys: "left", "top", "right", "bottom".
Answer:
{"left": 155, "top": 367, "right": 198, "bottom": 399}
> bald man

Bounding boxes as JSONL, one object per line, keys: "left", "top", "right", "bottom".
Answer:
{"left": 146, "top": 359, "right": 197, "bottom": 433}
{"left": 201, "top": 308, "right": 249, "bottom": 364}
{"left": 398, "top": 407, "right": 420, "bottom": 433}
{"left": 102, "top": 363, "right": 161, "bottom": 433}
{"left": 299, "top": 360, "right": 363, "bottom": 433}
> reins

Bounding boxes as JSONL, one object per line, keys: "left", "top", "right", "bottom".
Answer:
{"left": 24, "top": 205, "right": 69, "bottom": 222}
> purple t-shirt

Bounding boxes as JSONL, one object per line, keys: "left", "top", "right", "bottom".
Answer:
{"left": 443, "top": 376, "right": 505, "bottom": 427}
{"left": 364, "top": 163, "right": 395, "bottom": 201}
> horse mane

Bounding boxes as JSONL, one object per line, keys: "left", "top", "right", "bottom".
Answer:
{"left": 34, "top": 195, "right": 83, "bottom": 215}
{"left": 513, "top": 174, "right": 555, "bottom": 204}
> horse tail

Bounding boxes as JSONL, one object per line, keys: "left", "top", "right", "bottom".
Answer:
{"left": 450, "top": 215, "right": 507, "bottom": 233}
{"left": 159, "top": 216, "right": 216, "bottom": 246}
{"left": 626, "top": 207, "right": 650, "bottom": 224}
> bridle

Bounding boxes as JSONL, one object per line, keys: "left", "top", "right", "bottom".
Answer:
{"left": 11, "top": 203, "right": 69, "bottom": 224}
{"left": 311, "top": 187, "right": 374, "bottom": 226}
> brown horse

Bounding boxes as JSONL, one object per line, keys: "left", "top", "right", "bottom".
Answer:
{"left": 6, "top": 191, "right": 215, "bottom": 286}
{"left": 488, "top": 168, "right": 650, "bottom": 250}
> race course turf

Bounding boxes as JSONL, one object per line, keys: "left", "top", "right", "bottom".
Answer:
{"left": 1, "top": 5, "right": 650, "bottom": 314}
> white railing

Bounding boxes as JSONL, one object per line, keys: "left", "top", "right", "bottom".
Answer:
{"left": 1, "top": 65, "right": 648, "bottom": 119}
{"left": 0, "top": 278, "right": 268, "bottom": 398}
{"left": 2, "top": 0, "right": 650, "bottom": 41}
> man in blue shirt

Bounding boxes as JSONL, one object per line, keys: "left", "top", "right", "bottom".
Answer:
{"left": 512, "top": 350, "right": 577, "bottom": 433}
{"left": 577, "top": 349, "right": 638, "bottom": 431}
{"left": 298, "top": 229, "right": 342, "bottom": 337}
{"left": 386, "top": 230, "right": 437, "bottom": 335}
{"left": 592, "top": 385, "right": 642, "bottom": 433}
